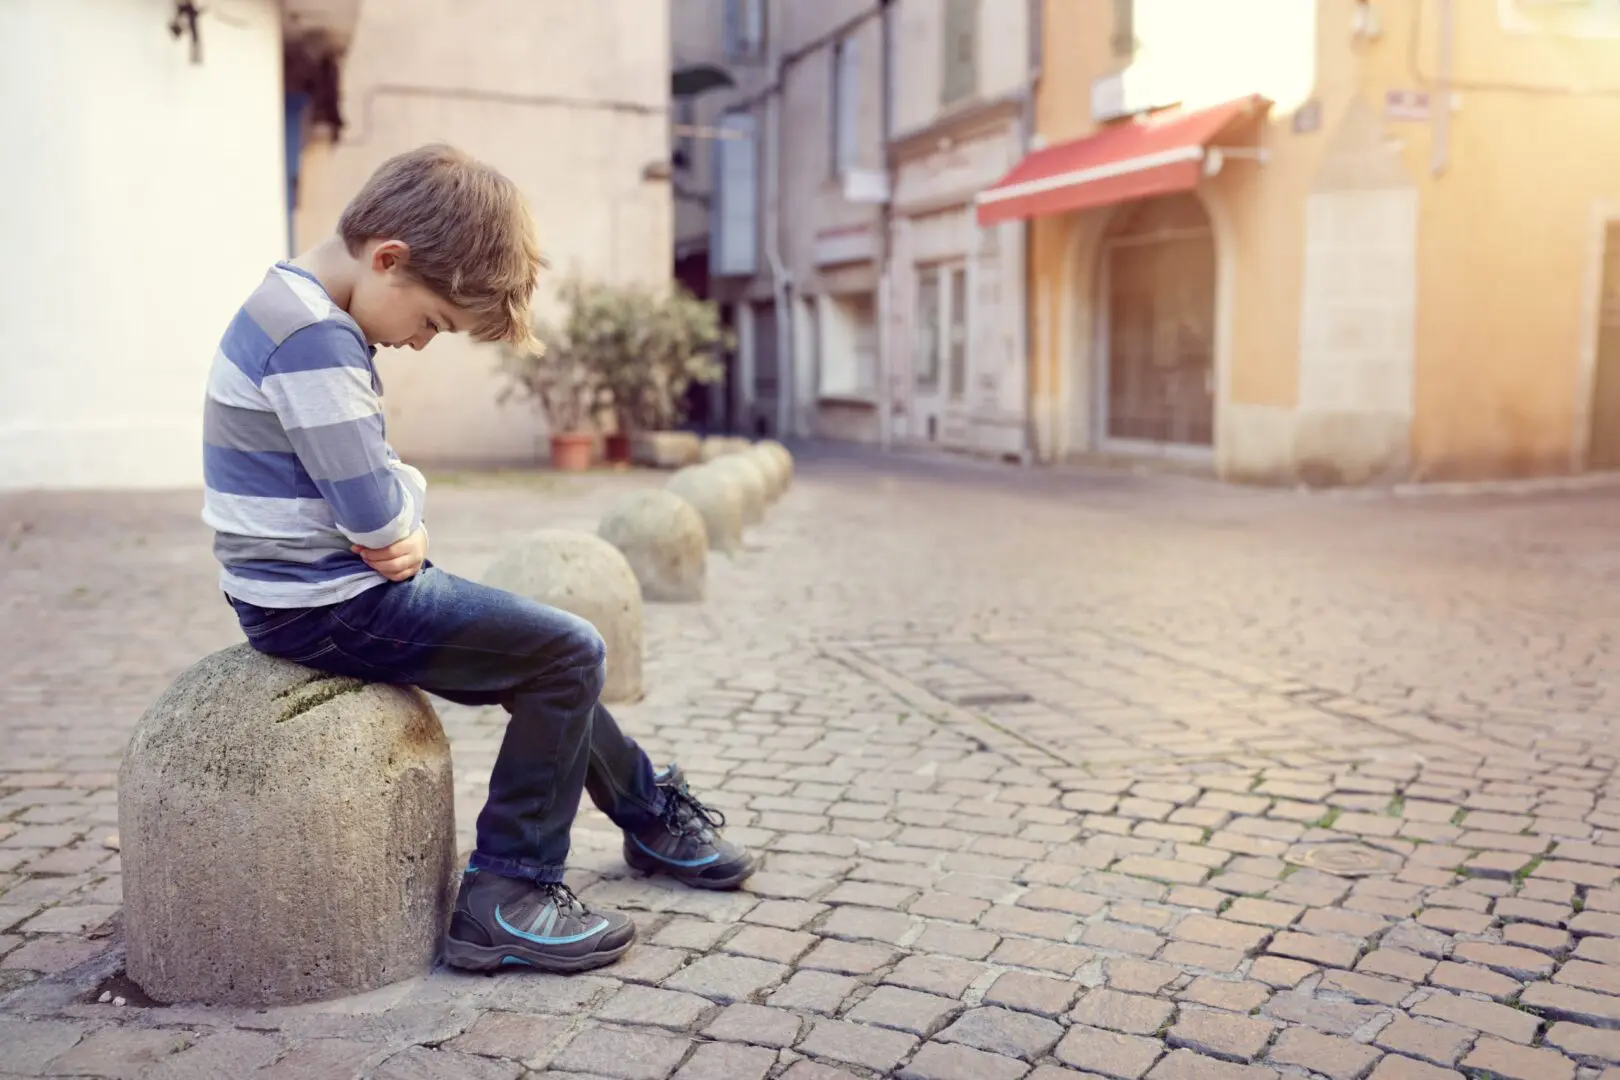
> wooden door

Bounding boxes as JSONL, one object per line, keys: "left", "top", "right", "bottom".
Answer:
{"left": 1105, "top": 230, "right": 1215, "bottom": 447}
{"left": 1589, "top": 224, "right": 1620, "bottom": 468}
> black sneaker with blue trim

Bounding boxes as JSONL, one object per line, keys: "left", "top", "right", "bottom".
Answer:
{"left": 443, "top": 870, "right": 635, "bottom": 973}
{"left": 624, "top": 764, "right": 755, "bottom": 890}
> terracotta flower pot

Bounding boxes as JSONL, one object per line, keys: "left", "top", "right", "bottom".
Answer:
{"left": 549, "top": 432, "right": 595, "bottom": 471}
{"left": 604, "top": 433, "right": 632, "bottom": 464}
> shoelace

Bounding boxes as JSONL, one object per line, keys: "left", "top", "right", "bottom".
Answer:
{"left": 539, "top": 881, "right": 590, "bottom": 917}
{"left": 662, "top": 785, "right": 727, "bottom": 840}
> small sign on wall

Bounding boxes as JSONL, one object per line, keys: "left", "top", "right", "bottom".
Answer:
{"left": 1384, "top": 89, "right": 1431, "bottom": 122}
{"left": 842, "top": 169, "right": 890, "bottom": 205}
{"left": 813, "top": 223, "right": 878, "bottom": 268}
{"left": 1292, "top": 100, "right": 1323, "bottom": 135}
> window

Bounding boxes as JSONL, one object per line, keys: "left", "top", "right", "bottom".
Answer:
{"left": 724, "top": 0, "right": 766, "bottom": 61}
{"left": 673, "top": 97, "right": 695, "bottom": 172}
{"left": 752, "top": 301, "right": 779, "bottom": 405}
{"left": 947, "top": 266, "right": 968, "bottom": 400}
{"left": 914, "top": 263, "right": 969, "bottom": 397}
{"left": 710, "top": 110, "right": 758, "bottom": 277}
{"left": 830, "top": 35, "right": 860, "bottom": 177}
{"left": 802, "top": 296, "right": 822, "bottom": 401}
{"left": 817, "top": 293, "right": 877, "bottom": 399}
{"left": 914, "top": 268, "right": 941, "bottom": 389}
{"left": 1029, "top": 0, "right": 1045, "bottom": 75}
{"left": 942, "top": 0, "right": 978, "bottom": 105}
{"left": 1112, "top": 0, "right": 1135, "bottom": 58}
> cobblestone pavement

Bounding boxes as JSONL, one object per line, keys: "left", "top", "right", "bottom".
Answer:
{"left": 4, "top": 447, "right": 1620, "bottom": 1079}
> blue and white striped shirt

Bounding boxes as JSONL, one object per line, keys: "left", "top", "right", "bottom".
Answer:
{"left": 202, "top": 263, "right": 426, "bottom": 608}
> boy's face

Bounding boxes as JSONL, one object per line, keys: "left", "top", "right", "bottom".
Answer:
{"left": 350, "top": 240, "right": 469, "bottom": 351}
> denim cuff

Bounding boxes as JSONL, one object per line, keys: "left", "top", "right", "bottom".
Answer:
{"left": 646, "top": 784, "right": 670, "bottom": 820}
{"left": 467, "top": 851, "right": 567, "bottom": 885}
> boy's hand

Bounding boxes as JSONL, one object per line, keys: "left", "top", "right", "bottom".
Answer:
{"left": 354, "top": 525, "right": 428, "bottom": 582}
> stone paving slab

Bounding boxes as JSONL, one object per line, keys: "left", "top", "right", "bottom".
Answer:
{"left": 3, "top": 451, "right": 1620, "bottom": 1077}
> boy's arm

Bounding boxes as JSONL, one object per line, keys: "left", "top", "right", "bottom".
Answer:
{"left": 259, "top": 322, "right": 424, "bottom": 549}
{"left": 388, "top": 453, "right": 430, "bottom": 519}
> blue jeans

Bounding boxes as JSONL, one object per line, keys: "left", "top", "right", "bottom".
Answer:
{"left": 228, "top": 565, "right": 666, "bottom": 884}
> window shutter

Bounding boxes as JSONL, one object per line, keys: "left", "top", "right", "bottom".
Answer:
{"left": 831, "top": 36, "right": 861, "bottom": 175}
{"left": 942, "top": 0, "right": 978, "bottom": 105}
{"left": 725, "top": 0, "right": 765, "bottom": 60}
{"left": 711, "top": 111, "right": 758, "bottom": 276}
{"left": 1112, "top": 0, "right": 1135, "bottom": 57}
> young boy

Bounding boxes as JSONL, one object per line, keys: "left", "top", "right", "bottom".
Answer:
{"left": 202, "top": 144, "right": 754, "bottom": 974}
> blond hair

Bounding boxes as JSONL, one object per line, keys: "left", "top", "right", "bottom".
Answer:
{"left": 339, "top": 144, "right": 543, "bottom": 348}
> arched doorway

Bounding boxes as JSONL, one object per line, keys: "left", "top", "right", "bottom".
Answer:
{"left": 1097, "top": 193, "right": 1217, "bottom": 451}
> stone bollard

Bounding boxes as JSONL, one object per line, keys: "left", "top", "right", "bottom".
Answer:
{"left": 598, "top": 489, "right": 708, "bottom": 602}
{"left": 630, "top": 431, "right": 701, "bottom": 469}
{"left": 665, "top": 465, "right": 745, "bottom": 555}
{"left": 758, "top": 439, "right": 794, "bottom": 488}
{"left": 746, "top": 445, "right": 786, "bottom": 502}
{"left": 706, "top": 456, "right": 767, "bottom": 527}
{"left": 483, "top": 529, "right": 644, "bottom": 703}
{"left": 119, "top": 644, "right": 456, "bottom": 1007}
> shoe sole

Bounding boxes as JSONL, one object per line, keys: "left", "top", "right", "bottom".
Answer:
{"left": 624, "top": 848, "right": 757, "bottom": 891}
{"left": 443, "top": 935, "right": 633, "bottom": 974}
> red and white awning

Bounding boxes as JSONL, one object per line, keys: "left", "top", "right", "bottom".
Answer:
{"left": 976, "top": 95, "right": 1271, "bottom": 226}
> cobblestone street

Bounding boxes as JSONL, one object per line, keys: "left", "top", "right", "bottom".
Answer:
{"left": 5, "top": 448, "right": 1620, "bottom": 1079}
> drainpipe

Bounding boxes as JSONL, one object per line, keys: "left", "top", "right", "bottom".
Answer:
{"left": 1019, "top": 0, "right": 1043, "bottom": 464}
{"left": 877, "top": 0, "right": 896, "bottom": 452}
{"left": 764, "top": 20, "right": 795, "bottom": 440}
{"left": 1430, "top": 0, "right": 1453, "bottom": 177}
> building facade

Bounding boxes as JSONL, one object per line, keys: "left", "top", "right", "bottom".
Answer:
{"left": 1004, "top": 0, "right": 1620, "bottom": 485}
{"left": 294, "top": 0, "right": 673, "bottom": 467}
{"left": 774, "top": 0, "right": 889, "bottom": 446}
{"left": 670, "top": 0, "right": 778, "bottom": 436}
{"left": 695, "top": 0, "right": 894, "bottom": 445}
{"left": 887, "top": 0, "right": 1035, "bottom": 458}
{"left": 0, "top": 0, "right": 671, "bottom": 491}
{"left": 0, "top": 0, "right": 328, "bottom": 490}
{"left": 685, "top": 0, "right": 1039, "bottom": 456}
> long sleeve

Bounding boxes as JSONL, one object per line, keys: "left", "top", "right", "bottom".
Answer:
{"left": 259, "top": 321, "right": 423, "bottom": 549}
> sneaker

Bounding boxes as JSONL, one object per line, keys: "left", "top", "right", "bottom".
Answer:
{"left": 624, "top": 764, "right": 756, "bottom": 890}
{"left": 443, "top": 869, "right": 635, "bottom": 973}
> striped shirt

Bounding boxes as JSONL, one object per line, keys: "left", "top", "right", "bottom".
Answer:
{"left": 202, "top": 263, "right": 426, "bottom": 608}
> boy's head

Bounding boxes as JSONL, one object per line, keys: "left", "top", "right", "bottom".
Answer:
{"left": 337, "top": 144, "right": 543, "bottom": 352}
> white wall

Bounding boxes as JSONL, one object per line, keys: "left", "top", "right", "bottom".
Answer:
{"left": 295, "top": 0, "right": 673, "bottom": 465}
{"left": 1129, "top": 0, "right": 1318, "bottom": 114}
{"left": 0, "top": 0, "right": 288, "bottom": 490}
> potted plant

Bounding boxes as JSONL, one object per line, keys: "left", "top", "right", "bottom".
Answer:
{"left": 590, "top": 283, "right": 728, "bottom": 468}
{"left": 496, "top": 286, "right": 611, "bottom": 471}
{"left": 501, "top": 280, "right": 729, "bottom": 471}
{"left": 583, "top": 283, "right": 656, "bottom": 465}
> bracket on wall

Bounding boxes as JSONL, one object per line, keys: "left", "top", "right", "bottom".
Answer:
{"left": 169, "top": 2, "right": 203, "bottom": 64}
{"left": 1202, "top": 145, "right": 1270, "bottom": 177}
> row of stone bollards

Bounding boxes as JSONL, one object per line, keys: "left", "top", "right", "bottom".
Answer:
{"left": 114, "top": 437, "right": 796, "bottom": 1008}
{"left": 478, "top": 437, "right": 793, "bottom": 704}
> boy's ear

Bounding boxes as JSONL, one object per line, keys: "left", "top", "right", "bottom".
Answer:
{"left": 371, "top": 239, "right": 412, "bottom": 274}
